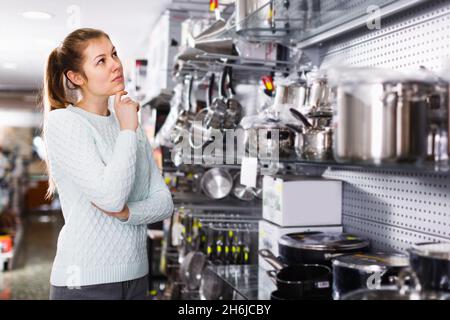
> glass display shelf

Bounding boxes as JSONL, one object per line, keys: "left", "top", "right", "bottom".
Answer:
{"left": 228, "top": 0, "right": 427, "bottom": 47}
{"left": 167, "top": 151, "right": 450, "bottom": 175}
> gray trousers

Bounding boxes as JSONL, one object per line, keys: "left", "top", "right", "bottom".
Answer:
{"left": 49, "top": 275, "right": 149, "bottom": 300}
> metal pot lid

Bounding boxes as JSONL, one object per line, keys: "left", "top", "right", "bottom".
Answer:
{"left": 341, "top": 286, "right": 450, "bottom": 300}
{"left": 279, "top": 232, "right": 370, "bottom": 252}
{"left": 332, "top": 252, "right": 409, "bottom": 272}
{"left": 409, "top": 242, "right": 450, "bottom": 261}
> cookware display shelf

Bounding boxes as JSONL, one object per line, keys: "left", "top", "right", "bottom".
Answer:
{"left": 176, "top": 152, "right": 450, "bottom": 174}
{"left": 180, "top": 51, "right": 294, "bottom": 82}
{"left": 315, "top": 0, "right": 450, "bottom": 253}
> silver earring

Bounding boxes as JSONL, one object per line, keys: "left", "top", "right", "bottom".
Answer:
{"left": 66, "top": 77, "right": 77, "bottom": 90}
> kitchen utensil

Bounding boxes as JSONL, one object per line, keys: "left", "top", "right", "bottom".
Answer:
{"left": 408, "top": 242, "right": 450, "bottom": 292}
{"left": 199, "top": 265, "right": 234, "bottom": 300}
{"left": 278, "top": 232, "right": 370, "bottom": 267}
{"left": 200, "top": 168, "right": 233, "bottom": 200}
{"left": 332, "top": 252, "right": 410, "bottom": 300}
{"left": 204, "top": 68, "right": 229, "bottom": 129}
{"left": 223, "top": 67, "right": 243, "bottom": 129}
{"left": 189, "top": 108, "right": 212, "bottom": 150}
{"left": 170, "top": 110, "right": 195, "bottom": 145}
{"left": 232, "top": 172, "right": 256, "bottom": 201}
{"left": 259, "top": 249, "right": 332, "bottom": 300}
{"left": 179, "top": 251, "right": 207, "bottom": 291}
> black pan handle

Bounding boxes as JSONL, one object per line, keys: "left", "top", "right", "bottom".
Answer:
{"left": 207, "top": 73, "right": 215, "bottom": 109}
{"left": 290, "top": 108, "right": 312, "bottom": 128}
{"left": 258, "top": 249, "right": 286, "bottom": 271}
{"left": 227, "top": 66, "right": 236, "bottom": 97}
{"left": 286, "top": 123, "right": 302, "bottom": 134}
{"left": 219, "top": 65, "right": 228, "bottom": 99}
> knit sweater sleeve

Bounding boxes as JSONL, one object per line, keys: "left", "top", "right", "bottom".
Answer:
{"left": 119, "top": 140, "right": 173, "bottom": 226}
{"left": 45, "top": 109, "right": 138, "bottom": 212}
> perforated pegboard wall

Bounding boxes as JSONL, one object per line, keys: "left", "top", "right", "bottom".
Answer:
{"left": 322, "top": 169, "right": 450, "bottom": 252}
{"left": 319, "top": 0, "right": 394, "bottom": 24}
{"left": 316, "top": 0, "right": 450, "bottom": 252}
{"left": 320, "top": 0, "right": 450, "bottom": 71}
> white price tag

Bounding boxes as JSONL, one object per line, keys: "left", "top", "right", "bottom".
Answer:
{"left": 240, "top": 157, "right": 258, "bottom": 188}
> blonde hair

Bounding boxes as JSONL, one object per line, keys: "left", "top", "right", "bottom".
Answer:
{"left": 41, "top": 28, "right": 110, "bottom": 199}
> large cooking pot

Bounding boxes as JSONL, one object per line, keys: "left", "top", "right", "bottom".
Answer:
{"left": 260, "top": 249, "right": 332, "bottom": 300}
{"left": 342, "top": 286, "right": 450, "bottom": 300}
{"left": 332, "top": 252, "right": 410, "bottom": 300}
{"left": 278, "top": 232, "right": 370, "bottom": 267}
{"left": 333, "top": 78, "right": 434, "bottom": 164}
{"left": 341, "top": 269, "right": 450, "bottom": 300}
{"left": 408, "top": 242, "right": 450, "bottom": 292}
{"left": 273, "top": 80, "right": 308, "bottom": 110}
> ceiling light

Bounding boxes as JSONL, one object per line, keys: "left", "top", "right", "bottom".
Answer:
{"left": 21, "top": 11, "right": 53, "bottom": 20}
{"left": 2, "top": 62, "right": 17, "bottom": 70}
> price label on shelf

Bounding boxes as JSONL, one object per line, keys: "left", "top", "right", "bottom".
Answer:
{"left": 240, "top": 157, "right": 258, "bottom": 188}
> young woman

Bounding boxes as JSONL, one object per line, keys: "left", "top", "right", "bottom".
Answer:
{"left": 42, "top": 28, "right": 173, "bottom": 300}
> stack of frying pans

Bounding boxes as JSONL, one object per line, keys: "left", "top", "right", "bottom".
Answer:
{"left": 259, "top": 231, "right": 370, "bottom": 300}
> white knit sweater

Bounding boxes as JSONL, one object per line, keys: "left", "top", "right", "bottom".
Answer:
{"left": 44, "top": 104, "right": 173, "bottom": 287}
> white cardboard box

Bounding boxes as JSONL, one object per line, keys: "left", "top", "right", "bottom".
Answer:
{"left": 258, "top": 219, "right": 343, "bottom": 271}
{"left": 263, "top": 175, "right": 342, "bottom": 227}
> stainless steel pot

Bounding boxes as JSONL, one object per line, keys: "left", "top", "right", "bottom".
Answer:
{"left": 341, "top": 286, "right": 450, "bottom": 300}
{"left": 334, "top": 81, "right": 432, "bottom": 164}
{"left": 278, "top": 232, "right": 370, "bottom": 267}
{"left": 273, "top": 81, "right": 308, "bottom": 110}
{"left": 408, "top": 242, "right": 450, "bottom": 293}
{"left": 244, "top": 121, "right": 296, "bottom": 158}
{"left": 200, "top": 168, "right": 233, "bottom": 200}
{"left": 341, "top": 268, "right": 450, "bottom": 300}
{"left": 307, "top": 77, "right": 331, "bottom": 114}
{"left": 232, "top": 172, "right": 256, "bottom": 202}
{"left": 332, "top": 252, "right": 410, "bottom": 300}
{"left": 288, "top": 108, "right": 333, "bottom": 160}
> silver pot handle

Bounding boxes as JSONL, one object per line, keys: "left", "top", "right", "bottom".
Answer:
{"left": 324, "top": 252, "right": 347, "bottom": 260}
{"left": 266, "top": 270, "right": 278, "bottom": 286}
{"left": 382, "top": 90, "right": 398, "bottom": 107}
{"left": 396, "top": 268, "right": 422, "bottom": 294}
{"left": 258, "top": 249, "right": 286, "bottom": 271}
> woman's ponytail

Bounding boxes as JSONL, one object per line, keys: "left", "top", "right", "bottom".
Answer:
{"left": 43, "top": 48, "right": 68, "bottom": 113}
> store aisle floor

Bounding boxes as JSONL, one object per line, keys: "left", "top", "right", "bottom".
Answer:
{"left": 1, "top": 210, "right": 63, "bottom": 300}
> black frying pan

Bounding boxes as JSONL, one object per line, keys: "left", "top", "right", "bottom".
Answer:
{"left": 259, "top": 249, "right": 332, "bottom": 300}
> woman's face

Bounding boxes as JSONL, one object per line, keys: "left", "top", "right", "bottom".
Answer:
{"left": 78, "top": 36, "right": 125, "bottom": 97}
